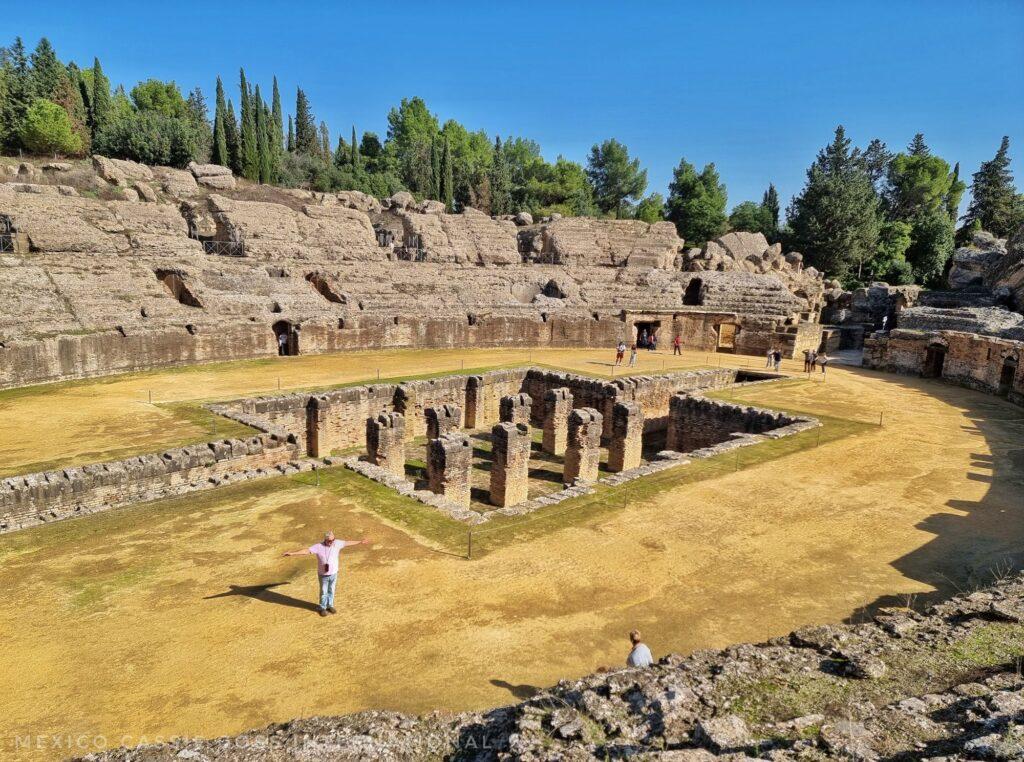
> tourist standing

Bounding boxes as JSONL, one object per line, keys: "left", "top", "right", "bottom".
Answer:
{"left": 818, "top": 352, "right": 830, "bottom": 375}
{"left": 765, "top": 347, "right": 774, "bottom": 368}
{"left": 282, "top": 531, "right": 371, "bottom": 616}
{"left": 628, "top": 343, "right": 638, "bottom": 367}
{"left": 615, "top": 341, "right": 626, "bottom": 366}
{"left": 626, "top": 630, "right": 653, "bottom": 668}
{"left": 802, "top": 349, "right": 813, "bottom": 373}
{"left": 773, "top": 349, "right": 782, "bottom": 372}
{"left": 673, "top": 334, "right": 682, "bottom": 356}
{"left": 808, "top": 349, "right": 817, "bottom": 373}
{"left": 277, "top": 331, "right": 288, "bottom": 356}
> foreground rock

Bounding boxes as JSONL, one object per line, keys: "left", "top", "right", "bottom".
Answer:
{"left": 81, "top": 574, "right": 1024, "bottom": 760}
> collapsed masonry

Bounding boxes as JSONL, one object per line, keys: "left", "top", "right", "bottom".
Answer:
{"left": 0, "top": 156, "right": 828, "bottom": 388}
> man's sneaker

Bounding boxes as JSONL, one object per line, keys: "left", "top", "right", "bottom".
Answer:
{"left": 318, "top": 609, "right": 328, "bottom": 617}
{"left": 327, "top": 606, "right": 337, "bottom": 614}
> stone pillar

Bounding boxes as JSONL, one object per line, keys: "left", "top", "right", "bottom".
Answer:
{"left": 542, "top": 387, "right": 573, "bottom": 456}
{"left": 489, "top": 422, "right": 531, "bottom": 507}
{"left": 305, "top": 395, "right": 329, "bottom": 457}
{"left": 499, "top": 393, "right": 532, "bottom": 426}
{"left": 425, "top": 404, "right": 462, "bottom": 440}
{"left": 607, "top": 401, "right": 643, "bottom": 472}
{"left": 426, "top": 433, "right": 473, "bottom": 507}
{"left": 465, "top": 376, "right": 485, "bottom": 428}
{"left": 366, "top": 412, "right": 406, "bottom": 476}
{"left": 564, "top": 408, "right": 603, "bottom": 484}
{"left": 666, "top": 393, "right": 688, "bottom": 452}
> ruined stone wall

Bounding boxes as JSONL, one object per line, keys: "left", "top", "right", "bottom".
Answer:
{"left": 0, "top": 433, "right": 299, "bottom": 533}
{"left": 864, "top": 329, "right": 1024, "bottom": 406}
{"left": 666, "top": 395, "right": 803, "bottom": 452}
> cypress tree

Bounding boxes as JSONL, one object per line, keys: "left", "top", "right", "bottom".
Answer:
{"left": 239, "top": 69, "right": 259, "bottom": 180}
{"left": 89, "top": 57, "right": 111, "bottom": 142}
{"left": 489, "top": 136, "right": 512, "bottom": 215}
{"left": 350, "top": 125, "right": 358, "bottom": 169}
{"left": 761, "top": 183, "right": 780, "bottom": 235}
{"left": 294, "top": 88, "right": 316, "bottom": 155}
{"left": 29, "top": 38, "right": 66, "bottom": 101}
{"left": 271, "top": 76, "right": 284, "bottom": 153}
{"left": 429, "top": 136, "right": 441, "bottom": 199}
{"left": 212, "top": 76, "right": 229, "bottom": 166}
{"left": 440, "top": 134, "right": 454, "bottom": 210}
{"left": 318, "top": 121, "right": 331, "bottom": 161}
{"left": 225, "top": 99, "right": 241, "bottom": 174}
{"left": 334, "top": 135, "right": 349, "bottom": 168}
{"left": 286, "top": 115, "right": 294, "bottom": 153}
{"left": 963, "top": 136, "right": 1021, "bottom": 238}
{"left": 946, "top": 162, "right": 962, "bottom": 222}
{"left": 254, "top": 84, "right": 269, "bottom": 183}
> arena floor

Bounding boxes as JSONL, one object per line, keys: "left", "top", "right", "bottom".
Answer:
{"left": 2, "top": 350, "right": 1023, "bottom": 759}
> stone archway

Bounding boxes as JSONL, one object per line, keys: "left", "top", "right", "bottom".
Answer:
{"left": 998, "top": 355, "right": 1018, "bottom": 397}
{"left": 272, "top": 320, "right": 300, "bottom": 356}
{"left": 923, "top": 343, "right": 947, "bottom": 379}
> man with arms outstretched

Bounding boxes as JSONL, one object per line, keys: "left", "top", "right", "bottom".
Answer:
{"left": 283, "top": 531, "right": 370, "bottom": 616}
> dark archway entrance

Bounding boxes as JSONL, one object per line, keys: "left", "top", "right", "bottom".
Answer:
{"left": 922, "top": 344, "right": 946, "bottom": 379}
{"left": 635, "top": 320, "right": 661, "bottom": 349}
{"left": 998, "top": 357, "right": 1018, "bottom": 397}
{"left": 273, "top": 320, "right": 300, "bottom": 356}
{"left": 683, "top": 278, "right": 703, "bottom": 306}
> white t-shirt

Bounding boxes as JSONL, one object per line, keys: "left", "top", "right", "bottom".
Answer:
{"left": 309, "top": 540, "right": 347, "bottom": 576}
{"left": 627, "top": 643, "right": 653, "bottom": 667}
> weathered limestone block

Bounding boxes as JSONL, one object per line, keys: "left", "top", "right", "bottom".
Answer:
{"left": 564, "top": 408, "right": 603, "bottom": 484}
{"left": 425, "top": 404, "right": 462, "bottom": 440}
{"left": 607, "top": 401, "right": 644, "bottom": 472}
{"left": 426, "top": 433, "right": 473, "bottom": 507}
{"left": 542, "top": 387, "right": 573, "bottom": 455}
{"left": 465, "top": 376, "right": 485, "bottom": 429}
{"left": 666, "top": 393, "right": 688, "bottom": 452}
{"left": 499, "top": 393, "right": 532, "bottom": 426}
{"left": 93, "top": 155, "right": 154, "bottom": 186}
{"left": 490, "top": 422, "right": 531, "bottom": 507}
{"left": 366, "top": 412, "right": 406, "bottom": 477}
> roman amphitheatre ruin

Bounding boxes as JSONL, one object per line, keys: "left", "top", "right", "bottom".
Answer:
{"left": 1, "top": 156, "right": 1023, "bottom": 760}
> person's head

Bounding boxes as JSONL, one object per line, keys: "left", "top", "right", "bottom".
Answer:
{"left": 629, "top": 629, "right": 642, "bottom": 646}
{"left": 323, "top": 530, "right": 335, "bottom": 544}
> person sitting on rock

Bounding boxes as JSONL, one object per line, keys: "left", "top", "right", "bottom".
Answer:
{"left": 626, "top": 629, "right": 653, "bottom": 667}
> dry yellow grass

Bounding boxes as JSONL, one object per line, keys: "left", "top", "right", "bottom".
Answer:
{"left": 1, "top": 353, "right": 1022, "bottom": 760}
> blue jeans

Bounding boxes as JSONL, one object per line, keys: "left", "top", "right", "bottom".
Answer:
{"left": 318, "top": 574, "right": 337, "bottom": 611}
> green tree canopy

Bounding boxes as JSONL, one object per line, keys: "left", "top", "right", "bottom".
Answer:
{"left": 963, "top": 136, "right": 1024, "bottom": 238}
{"left": 20, "top": 97, "right": 82, "bottom": 155}
{"left": 634, "top": 193, "right": 664, "bottom": 223}
{"left": 130, "top": 79, "right": 189, "bottom": 118}
{"left": 665, "top": 159, "right": 728, "bottom": 245}
{"left": 728, "top": 200, "right": 774, "bottom": 236}
{"left": 586, "top": 138, "right": 647, "bottom": 217}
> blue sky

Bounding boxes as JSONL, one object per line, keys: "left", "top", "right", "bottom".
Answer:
{"left": 8, "top": 0, "right": 1023, "bottom": 212}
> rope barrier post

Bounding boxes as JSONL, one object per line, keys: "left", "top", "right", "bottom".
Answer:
{"left": 878, "top": 411, "right": 884, "bottom": 427}
{"left": 377, "top": 368, "right": 380, "bottom": 381}
{"left": 467, "top": 530, "right": 473, "bottom": 560}
{"left": 735, "top": 449, "right": 740, "bottom": 471}
{"left": 277, "top": 377, "right": 281, "bottom": 391}
{"left": 816, "top": 428, "right": 822, "bottom": 447}
{"left": 148, "top": 389, "right": 152, "bottom": 404}
{"left": 315, "top": 465, "right": 320, "bottom": 487}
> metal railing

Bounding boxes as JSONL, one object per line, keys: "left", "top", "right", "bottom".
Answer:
{"left": 0, "top": 234, "right": 16, "bottom": 253}
{"left": 201, "top": 239, "right": 246, "bottom": 257}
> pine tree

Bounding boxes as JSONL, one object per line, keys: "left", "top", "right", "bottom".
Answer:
{"left": 787, "top": 126, "right": 880, "bottom": 282}
{"left": 186, "top": 87, "right": 212, "bottom": 162}
{"left": 89, "top": 57, "right": 111, "bottom": 141}
{"left": 286, "top": 115, "right": 294, "bottom": 153}
{"left": 761, "top": 183, "right": 780, "bottom": 235}
{"left": 293, "top": 88, "right": 316, "bottom": 155}
{"left": 440, "top": 134, "right": 454, "bottom": 210}
{"left": 963, "top": 136, "right": 1022, "bottom": 238}
{"left": 225, "top": 99, "right": 240, "bottom": 174}
{"left": 489, "top": 136, "right": 512, "bottom": 215}
{"left": 946, "top": 162, "right": 962, "bottom": 222}
{"left": 2, "top": 38, "right": 31, "bottom": 150}
{"left": 211, "top": 76, "right": 229, "bottom": 166}
{"left": 908, "top": 133, "right": 930, "bottom": 157}
{"left": 238, "top": 70, "right": 259, "bottom": 180}
{"left": 665, "top": 159, "right": 728, "bottom": 245}
{"left": 29, "top": 38, "right": 66, "bottom": 101}
{"left": 350, "top": 125, "right": 358, "bottom": 169}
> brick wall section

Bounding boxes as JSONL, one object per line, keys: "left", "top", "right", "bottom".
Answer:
{"left": 607, "top": 402, "right": 644, "bottom": 472}
{"left": 489, "top": 422, "right": 532, "bottom": 507}
{"left": 366, "top": 413, "right": 406, "bottom": 476}
{"left": 0, "top": 433, "right": 300, "bottom": 533}
{"left": 499, "top": 393, "right": 533, "bottom": 426}
{"left": 425, "top": 404, "right": 462, "bottom": 440}
{"left": 426, "top": 434, "right": 473, "bottom": 507}
{"left": 864, "top": 329, "right": 1023, "bottom": 407}
{"left": 666, "top": 394, "right": 803, "bottom": 452}
{"left": 542, "top": 387, "right": 573, "bottom": 455}
{"left": 563, "top": 408, "right": 603, "bottom": 484}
